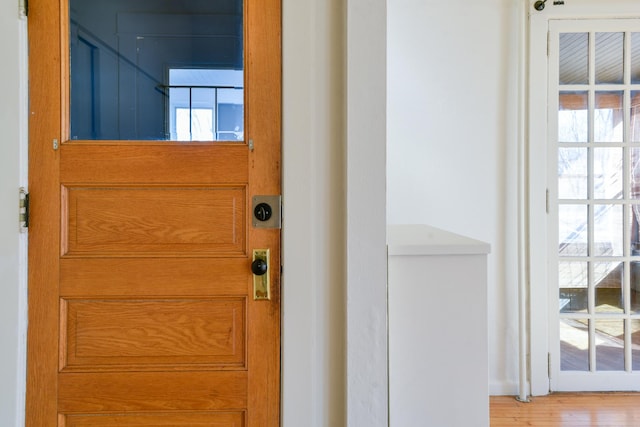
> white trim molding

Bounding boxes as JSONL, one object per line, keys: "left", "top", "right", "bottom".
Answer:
{"left": 346, "top": 0, "right": 388, "bottom": 425}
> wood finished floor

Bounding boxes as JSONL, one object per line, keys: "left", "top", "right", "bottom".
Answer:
{"left": 491, "top": 394, "right": 640, "bottom": 426}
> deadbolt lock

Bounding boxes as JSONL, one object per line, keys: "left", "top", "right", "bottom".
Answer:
{"left": 252, "top": 195, "right": 281, "bottom": 229}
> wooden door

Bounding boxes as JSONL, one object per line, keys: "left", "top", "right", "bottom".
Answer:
{"left": 26, "top": 0, "right": 281, "bottom": 425}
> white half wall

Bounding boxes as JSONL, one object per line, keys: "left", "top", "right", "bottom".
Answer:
{"left": 387, "top": 0, "right": 521, "bottom": 395}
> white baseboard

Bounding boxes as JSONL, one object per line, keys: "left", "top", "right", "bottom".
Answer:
{"left": 489, "top": 380, "right": 521, "bottom": 396}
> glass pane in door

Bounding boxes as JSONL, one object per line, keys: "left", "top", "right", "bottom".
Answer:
{"left": 631, "top": 33, "right": 640, "bottom": 84}
{"left": 593, "top": 147, "right": 623, "bottom": 199}
{"left": 559, "top": 33, "right": 589, "bottom": 85}
{"left": 558, "top": 147, "right": 588, "bottom": 199}
{"left": 595, "top": 319, "right": 625, "bottom": 371}
{"left": 558, "top": 205, "right": 588, "bottom": 256}
{"left": 593, "top": 204, "right": 623, "bottom": 257}
{"left": 69, "top": 0, "right": 243, "bottom": 141}
{"left": 632, "top": 319, "right": 640, "bottom": 370}
{"left": 594, "top": 92, "right": 624, "bottom": 143}
{"left": 560, "top": 319, "right": 590, "bottom": 371}
{"left": 594, "top": 261, "right": 624, "bottom": 313}
{"left": 558, "top": 91, "right": 588, "bottom": 143}
{"left": 595, "top": 32, "right": 624, "bottom": 85}
{"left": 632, "top": 92, "right": 640, "bottom": 142}
{"left": 630, "top": 261, "right": 640, "bottom": 314}
{"left": 559, "top": 261, "right": 588, "bottom": 312}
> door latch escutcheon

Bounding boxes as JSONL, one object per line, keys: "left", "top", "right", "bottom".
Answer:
{"left": 252, "top": 249, "right": 270, "bottom": 300}
{"left": 252, "top": 195, "right": 281, "bottom": 229}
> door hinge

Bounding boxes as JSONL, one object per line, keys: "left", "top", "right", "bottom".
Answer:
{"left": 548, "top": 352, "right": 552, "bottom": 379}
{"left": 19, "top": 187, "right": 29, "bottom": 231}
{"left": 546, "top": 188, "right": 549, "bottom": 214}
{"left": 18, "top": 0, "right": 27, "bottom": 17}
{"left": 547, "top": 31, "right": 550, "bottom": 57}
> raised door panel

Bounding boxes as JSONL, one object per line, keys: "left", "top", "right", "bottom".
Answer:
{"left": 62, "top": 412, "right": 244, "bottom": 427}
{"left": 61, "top": 298, "right": 246, "bottom": 371}
{"left": 60, "top": 144, "right": 248, "bottom": 184}
{"left": 58, "top": 371, "right": 247, "bottom": 412}
{"left": 59, "top": 258, "right": 248, "bottom": 296}
{"left": 62, "top": 186, "right": 246, "bottom": 256}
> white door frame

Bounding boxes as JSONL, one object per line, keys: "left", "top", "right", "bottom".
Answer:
{"left": 529, "top": 0, "right": 640, "bottom": 396}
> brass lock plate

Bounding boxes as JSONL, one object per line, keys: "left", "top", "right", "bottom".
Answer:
{"left": 253, "top": 249, "right": 270, "bottom": 300}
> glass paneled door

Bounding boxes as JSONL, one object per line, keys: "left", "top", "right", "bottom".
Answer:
{"left": 549, "top": 19, "right": 640, "bottom": 391}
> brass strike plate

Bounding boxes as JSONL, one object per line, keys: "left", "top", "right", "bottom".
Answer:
{"left": 253, "top": 249, "right": 270, "bottom": 300}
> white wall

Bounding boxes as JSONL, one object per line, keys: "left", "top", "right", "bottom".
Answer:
{"left": 346, "top": 0, "right": 388, "bottom": 425}
{"left": 283, "top": 0, "right": 387, "bottom": 423}
{"left": 387, "top": 0, "right": 521, "bottom": 394}
{"left": 282, "top": 0, "right": 347, "bottom": 424}
{"left": 0, "top": 1, "right": 27, "bottom": 425}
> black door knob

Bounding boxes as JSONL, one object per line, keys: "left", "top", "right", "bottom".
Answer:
{"left": 251, "top": 259, "right": 268, "bottom": 275}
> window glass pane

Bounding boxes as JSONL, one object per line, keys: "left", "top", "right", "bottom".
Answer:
{"left": 594, "top": 204, "right": 623, "bottom": 257}
{"left": 631, "top": 150, "right": 640, "bottom": 199}
{"left": 632, "top": 319, "right": 640, "bottom": 370}
{"left": 632, "top": 33, "right": 640, "bottom": 84}
{"left": 169, "top": 87, "right": 188, "bottom": 140}
{"left": 630, "top": 205, "right": 640, "bottom": 258}
{"left": 595, "top": 319, "right": 624, "bottom": 371}
{"left": 560, "top": 33, "right": 589, "bottom": 85}
{"left": 559, "top": 92, "right": 588, "bottom": 143}
{"left": 217, "top": 88, "right": 244, "bottom": 141}
{"left": 175, "top": 109, "right": 191, "bottom": 141}
{"left": 561, "top": 319, "right": 590, "bottom": 371}
{"left": 593, "top": 147, "right": 623, "bottom": 200}
{"left": 176, "top": 108, "right": 214, "bottom": 141}
{"left": 559, "top": 204, "right": 588, "bottom": 257}
{"left": 595, "top": 91, "right": 624, "bottom": 143}
{"left": 168, "top": 70, "right": 243, "bottom": 141}
{"left": 69, "top": 0, "right": 243, "bottom": 141}
{"left": 631, "top": 262, "right": 640, "bottom": 314}
{"left": 559, "top": 261, "right": 588, "bottom": 312}
{"left": 595, "top": 32, "right": 624, "bottom": 84}
{"left": 594, "top": 261, "right": 623, "bottom": 313}
{"left": 558, "top": 147, "right": 587, "bottom": 199}
{"left": 631, "top": 91, "right": 640, "bottom": 142}
{"left": 192, "top": 89, "right": 216, "bottom": 141}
